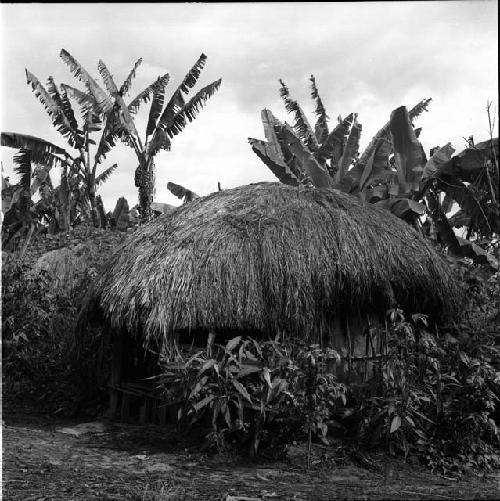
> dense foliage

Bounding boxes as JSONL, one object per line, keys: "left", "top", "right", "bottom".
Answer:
{"left": 1, "top": 226, "right": 128, "bottom": 414}
{"left": 154, "top": 269, "right": 499, "bottom": 471}
{"left": 249, "top": 79, "right": 499, "bottom": 268}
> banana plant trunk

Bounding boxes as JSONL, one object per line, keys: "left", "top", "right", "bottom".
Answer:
{"left": 88, "top": 188, "right": 99, "bottom": 228}
{"left": 137, "top": 159, "right": 154, "bottom": 223}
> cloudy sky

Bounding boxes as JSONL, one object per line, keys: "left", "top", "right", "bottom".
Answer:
{"left": 1, "top": 1, "right": 498, "bottom": 211}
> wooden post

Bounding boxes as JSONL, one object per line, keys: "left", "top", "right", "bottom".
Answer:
{"left": 218, "top": 182, "right": 222, "bottom": 191}
{"left": 139, "top": 398, "right": 151, "bottom": 424}
{"left": 158, "top": 403, "right": 167, "bottom": 426}
{"left": 120, "top": 393, "right": 131, "bottom": 421}
{"left": 108, "top": 333, "right": 123, "bottom": 420}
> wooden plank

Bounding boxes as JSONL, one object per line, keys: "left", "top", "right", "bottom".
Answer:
{"left": 108, "top": 333, "right": 123, "bottom": 420}
{"left": 120, "top": 393, "right": 131, "bottom": 421}
{"left": 158, "top": 403, "right": 167, "bottom": 426}
{"left": 139, "top": 398, "right": 150, "bottom": 424}
{"left": 109, "top": 390, "right": 120, "bottom": 420}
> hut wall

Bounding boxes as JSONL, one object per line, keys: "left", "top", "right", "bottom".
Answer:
{"left": 327, "top": 313, "right": 384, "bottom": 383}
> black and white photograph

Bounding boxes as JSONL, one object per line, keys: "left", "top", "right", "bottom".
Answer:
{"left": 1, "top": 2, "right": 499, "bottom": 500}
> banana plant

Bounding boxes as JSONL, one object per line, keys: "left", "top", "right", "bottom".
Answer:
{"left": 1, "top": 49, "right": 123, "bottom": 228}
{"left": 249, "top": 76, "right": 359, "bottom": 190}
{"left": 249, "top": 77, "right": 497, "bottom": 267}
{"left": 90, "top": 53, "right": 221, "bottom": 222}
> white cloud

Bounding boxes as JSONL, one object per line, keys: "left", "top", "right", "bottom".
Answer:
{"left": 1, "top": 1, "right": 498, "bottom": 211}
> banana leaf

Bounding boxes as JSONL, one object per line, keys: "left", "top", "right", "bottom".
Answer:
{"left": 390, "top": 106, "right": 426, "bottom": 194}
{"left": 374, "top": 197, "right": 426, "bottom": 221}
{"left": 60, "top": 49, "right": 113, "bottom": 114}
{"left": 310, "top": 75, "right": 329, "bottom": 144}
{"left": 421, "top": 142, "right": 455, "bottom": 181}
{"left": 315, "top": 113, "right": 354, "bottom": 168}
{"left": 98, "top": 60, "right": 140, "bottom": 141}
{"left": 357, "top": 98, "right": 431, "bottom": 168}
{"left": 456, "top": 236, "right": 499, "bottom": 269}
{"left": 248, "top": 109, "right": 300, "bottom": 186}
{"left": 26, "top": 71, "right": 84, "bottom": 149}
{"left": 358, "top": 137, "right": 392, "bottom": 191}
{"left": 279, "top": 79, "right": 319, "bottom": 151}
{"left": 432, "top": 172, "right": 491, "bottom": 236}
{"left": 454, "top": 138, "right": 499, "bottom": 183}
{"left": 448, "top": 209, "right": 470, "bottom": 228}
{"left": 120, "top": 58, "right": 142, "bottom": 97}
{"left": 128, "top": 74, "right": 170, "bottom": 115}
{"left": 167, "top": 182, "right": 199, "bottom": 203}
{"left": 277, "top": 122, "right": 333, "bottom": 188}
{"left": 335, "top": 117, "right": 361, "bottom": 184}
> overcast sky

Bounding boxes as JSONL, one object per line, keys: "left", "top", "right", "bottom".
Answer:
{"left": 1, "top": 2, "right": 498, "bottom": 211}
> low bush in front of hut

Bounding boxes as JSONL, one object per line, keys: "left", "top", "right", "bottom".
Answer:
{"left": 352, "top": 299, "right": 500, "bottom": 474}
{"left": 157, "top": 272, "right": 500, "bottom": 471}
{"left": 157, "top": 335, "right": 348, "bottom": 458}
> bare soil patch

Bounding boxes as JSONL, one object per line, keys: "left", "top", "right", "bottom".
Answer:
{"left": 2, "top": 402, "right": 499, "bottom": 500}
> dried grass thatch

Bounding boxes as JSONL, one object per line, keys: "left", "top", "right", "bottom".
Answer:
{"left": 79, "top": 182, "right": 462, "bottom": 348}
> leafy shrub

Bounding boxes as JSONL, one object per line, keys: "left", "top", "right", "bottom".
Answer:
{"left": 2, "top": 259, "right": 82, "bottom": 410}
{"left": 353, "top": 305, "right": 500, "bottom": 473}
{"left": 156, "top": 269, "right": 500, "bottom": 471}
{"left": 156, "top": 335, "right": 346, "bottom": 456}
{"left": 1, "top": 226, "right": 128, "bottom": 414}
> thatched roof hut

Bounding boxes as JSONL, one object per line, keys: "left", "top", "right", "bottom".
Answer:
{"left": 80, "top": 182, "right": 461, "bottom": 351}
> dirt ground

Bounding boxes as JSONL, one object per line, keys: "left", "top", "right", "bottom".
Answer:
{"left": 2, "top": 401, "right": 499, "bottom": 501}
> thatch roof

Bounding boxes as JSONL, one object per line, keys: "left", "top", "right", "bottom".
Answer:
{"left": 80, "top": 182, "right": 462, "bottom": 346}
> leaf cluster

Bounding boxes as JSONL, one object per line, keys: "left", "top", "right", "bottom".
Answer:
{"left": 156, "top": 335, "right": 346, "bottom": 456}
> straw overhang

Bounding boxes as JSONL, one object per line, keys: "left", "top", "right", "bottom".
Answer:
{"left": 80, "top": 182, "right": 462, "bottom": 345}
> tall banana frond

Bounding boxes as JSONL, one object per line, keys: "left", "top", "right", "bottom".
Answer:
{"left": 94, "top": 127, "right": 121, "bottom": 165}
{"left": 155, "top": 55, "right": 208, "bottom": 135}
{"left": 164, "top": 79, "right": 221, "bottom": 138}
{"left": 309, "top": 75, "right": 329, "bottom": 144}
{"left": 335, "top": 116, "right": 362, "bottom": 184}
{"left": 357, "top": 98, "right": 432, "bottom": 168}
{"left": 277, "top": 122, "right": 332, "bottom": 188}
{"left": 98, "top": 59, "right": 139, "bottom": 141}
{"left": 358, "top": 137, "right": 393, "bottom": 191}
{"left": 13, "top": 149, "right": 32, "bottom": 192}
{"left": 146, "top": 128, "right": 171, "bottom": 158}
{"left": 248, "top": 109, "right": 300, "bottom": 186}
{"left": 390, "top": 106, "right": 426, "bottom": 193}
{"left": 95, "top": 163, "right": 118, "bottom": 187}
{"left": 408, "top": 98, "right": 432, "bottom": 124}
{"left": 177, "top": 53, "right": 208, "bottom": 95}
{"left": 127, "top": 74, "right": 170, "bottom": 115}
{"left": 60, "top": 49, "right": 113, "bottom": 114}
{"left": 1, "top": 132, "right": 71, "bottom": 169}
{"left": 46, "top": 77, "right": 80, "bottom": 133}
{"left": 315, "top": 113, "right": 354, "bottom": 168}
{"left": 279, "top": 79, "right": 319, "bottom": 151}
{"left": 120, "top": 57, "right": 142, "bottom": 97}
{"left": 60, "top": 84, "right": 100, "bottom": 124}
{"left": 97, "top": 59, "right": 120, "bottom": 96}
{"left": 26, "top": 70, "right": 84, "bottom": 149}
{"left": 13, "top": 149, "right": 32, "bottom": 218}
{"left": 146, "top": 75, "right": 171, "bottom": 138}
